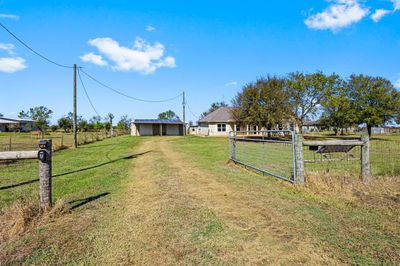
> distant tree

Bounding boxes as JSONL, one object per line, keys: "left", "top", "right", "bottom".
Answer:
{"left": 106, "top": 113, "right": 114, "bottom": 135}
{"left": 89, "top": 116, "right": 103, "bottom": 130}
{"left": 286, "top": 72, "right": 339, "bottom": 131}
{"left": 107, "top": 113, "right": 114, "bottom": 125}
{"left": 50, "top": 125, "right": 59, "bottom": 132}
{"left": 57, "top": 113, "right": 74, "bottom": 132}
{"left": 0, "top": 113, "right": 3, "bottom": 117}
{"left": 200, "top": 101, "right": 228, "bottom": 118}
{"left": 320, "top": 79, "right": 358, "bottom": 135}
{"left": 116, "top": 115, "right": 132, "bottom": 130}
{"left": 347, "top": 75, "right": 400, "bottom": 136}
{"left": 19, "top": 106, "right": 53, "bottom": 131}
{"left": 232, "top": 76, "right": 290, "bottom": 129}
{"left": 158, "top": 110, "right": 178, "bottom": 120}
{"left": 104, "top": 121, "right": 111, "bottom": 131}
{"left": 78, "top": 119, "right": 89, "bottom": 132}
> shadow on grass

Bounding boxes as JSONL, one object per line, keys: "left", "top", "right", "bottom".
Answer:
{"left": 0, "top": 151, "right": 151, "bottom": 191}
{"left": 69, "top": 192, "right": 110, "bottom": 210}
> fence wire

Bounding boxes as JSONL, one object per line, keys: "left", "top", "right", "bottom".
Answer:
{"left": 0, "top": 130, "right": 129, "bottom": 152}
{"left": 230, "top": 131, "right": 295, "bottom": 182}
{"left": 303, "top": 145, "right": 362, "bottom": 177}
{"left": 370, "top": 138, "right": 400, "bottom": 177}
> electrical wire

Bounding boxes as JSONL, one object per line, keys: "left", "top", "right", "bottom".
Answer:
{"left": 77, "top": 68, "right": 100, "bottom": 116}
{"left": 79, "top": 69, "right": 183, "bottom": 103}
{"left": 186, "top": 101, "right": 200, "bottom": 120}
{"left": 0, "top": 22, "right": 73, "bottom": 69}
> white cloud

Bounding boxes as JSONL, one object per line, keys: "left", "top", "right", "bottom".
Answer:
{"left": 0, "top": 43, "right": 15, "bottom": 54}
{"left": 0, "top": 57, "right": 26, "bottom": 73}
{"left": 225, "top": 81, "right": 238, "bottom": 87}
{"left": 305, "top": 0, "right": 369, "bottom": 32}
{"left": 393, "top": 0, "right": 400, "bottom": 11}
{"left": 80, "top": 52, "right": 108, "bottom": 66}
{"left": 395, "top": 77, "right": 400, "bottom": 89}
{"left": 84, "top": 37, "right": 176, "bottom": 74}
{"left": 146, "top": 25, "right": 156, "bottom": 32}
{"left": 371, "top": 9, "right": 391, "bottom": 22}
{"left": 0, "top": 13, "right": 19, "bottom": 20}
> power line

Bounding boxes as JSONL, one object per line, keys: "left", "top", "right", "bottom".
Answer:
{"left": 186, "top": 101, "right": 200, "bottom": 120}
{"left": 0, "top": 22, "right": 73, "bottom": 69}
{"left": 79, "top": 69, "right": 183, "bottom": 103}
{"left": 77, "top": 68, "right": 100, "bottom": 116}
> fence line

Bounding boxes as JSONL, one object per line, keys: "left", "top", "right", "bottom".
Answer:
{"left": 0, "top": 129, "right": 130, "bottom": 152}
{"left": 230, "top": 131, "right": 375, "bottom": 184}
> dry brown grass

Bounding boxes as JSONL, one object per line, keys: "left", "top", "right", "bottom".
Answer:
{"left": 303, "top": 172, "right": 400, "bottom": 208}
{"left": 0, "top": 198, "right": 68, "bottom": 242}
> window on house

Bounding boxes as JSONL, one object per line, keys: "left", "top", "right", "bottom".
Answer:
{"left": 217, "top": 124, "right": 226, "bottom": 132}
{"left": 236, "top": 125, "right": 240, "bottom": 132}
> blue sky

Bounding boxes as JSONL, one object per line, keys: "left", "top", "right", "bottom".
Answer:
{"left": 1, "top": 0, "right": 399, "bottom": 123}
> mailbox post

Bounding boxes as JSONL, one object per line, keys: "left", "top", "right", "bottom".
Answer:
{"left": 38, "top": 140, "right": 52, "bottom": 210}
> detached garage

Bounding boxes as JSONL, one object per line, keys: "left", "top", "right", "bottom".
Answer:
{"left": 131, "top": 119, "right": 184, "bottom": 136}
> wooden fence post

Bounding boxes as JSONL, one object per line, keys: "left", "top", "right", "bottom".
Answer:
{"left": 361, "top": 134, "right": 371, "bottom": 183}
{"left": 39, "top": 139, "right": 52, "bottom": 210}
{"left": 294, "top": 133, "right": 305, "bottom": 184}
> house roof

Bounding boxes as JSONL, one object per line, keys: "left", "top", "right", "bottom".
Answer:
{"left": 303, "top": 120, "right": 321, "bottom": 126}
{"left": 198, "top": 107, "right": 236, "bottom": 123}
{"left": 0, "top": 118, "right": 19, "bottom": 124}
{"left": 133, "top": 119, "right": 184, "bottom": 125}
{"left": 0, "top": 117, "right": 35, "bottom": 124}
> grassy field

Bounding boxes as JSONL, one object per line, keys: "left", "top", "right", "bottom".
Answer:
{"left": 0, "top": 131, "right": 127, "bottom": 152}
{"left": 1, "top": 136, "right": 399, "bottom": 265}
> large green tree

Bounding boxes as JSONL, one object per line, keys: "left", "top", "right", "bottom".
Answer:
{"left": 200, "top": 101, "right": 228, "bottom": 118}
{"left": 19, "top": 106, "right": 53, "bottom": 131}
{"left": 347, "top": 74, "right": 400, "bottom": 136}
{"left": 286, "top": 72, "right": 339, "bottom": 131}
{"left": 158, "top": 110, "right": 178, "bottom": 120}
{"left": 232, "top": 76, "right": 290, "bottom": 129}
{"left": 320, "top": 79, "right": 358, "bottom": 135}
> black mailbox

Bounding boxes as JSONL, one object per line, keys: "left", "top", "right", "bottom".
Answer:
{"left": 39, "top": 140, "right": 50, "bottom": 150}
{"left": 38, "top": 150, "right": 48, "bottom": 162}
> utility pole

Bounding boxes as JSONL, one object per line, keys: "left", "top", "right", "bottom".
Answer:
{"left": 182, "top": 91, "right": 186, "bottom": 136}
{"left": 73, "top": 64, "right": 78, "bottom": 148}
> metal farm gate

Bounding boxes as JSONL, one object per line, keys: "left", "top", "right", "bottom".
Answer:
{"left": 229, "top": 130, "right": 298, "bottom": 183}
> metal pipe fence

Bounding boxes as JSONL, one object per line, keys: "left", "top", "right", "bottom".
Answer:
{"left": 229, "top": 130, "right": 296, "bottom": 183}
{"left": 229, "top": 131, "right": 385, "bottom": 184}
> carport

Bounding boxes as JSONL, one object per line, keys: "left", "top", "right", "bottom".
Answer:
{"left": 130, "top": 119, "right": 184, "bottom": 136}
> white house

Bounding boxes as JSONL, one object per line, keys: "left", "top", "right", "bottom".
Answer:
{"left": 190, "top": 107, "right": 261, "bottom": 136}
{"left": 131, "top": 119, "right": 184, "bottom": 136}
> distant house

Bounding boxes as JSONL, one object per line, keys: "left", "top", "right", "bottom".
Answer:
{"left": 191, "top": 107, "right": 263, "bottom": 136}
{"left": 370, "top": 126, "right": 400, "bottom": 134}
{"left": 131, "top": 119, "right": 184, "bottom": 136}
{"left": 0, "top": 117, "right": 36, "bottom": 132}
{"left": 302, "top": 120, "right": 323, "bottom": 133}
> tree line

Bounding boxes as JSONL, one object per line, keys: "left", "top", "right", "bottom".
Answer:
{"left": 16, "top": 106, "right": 132, "bottom": 132}
{"left": 229, "top": 72, "right": 400, "bottom": 136}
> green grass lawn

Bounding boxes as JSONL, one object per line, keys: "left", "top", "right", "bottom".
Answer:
{"left": 0, "top": 135, "right": 141, "bottom": 210}
{"left": 170, "top": 136, "right": 400, "bottom": 265}
{"left": 1, "top": 135, "right": 399, "bottom": 265}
